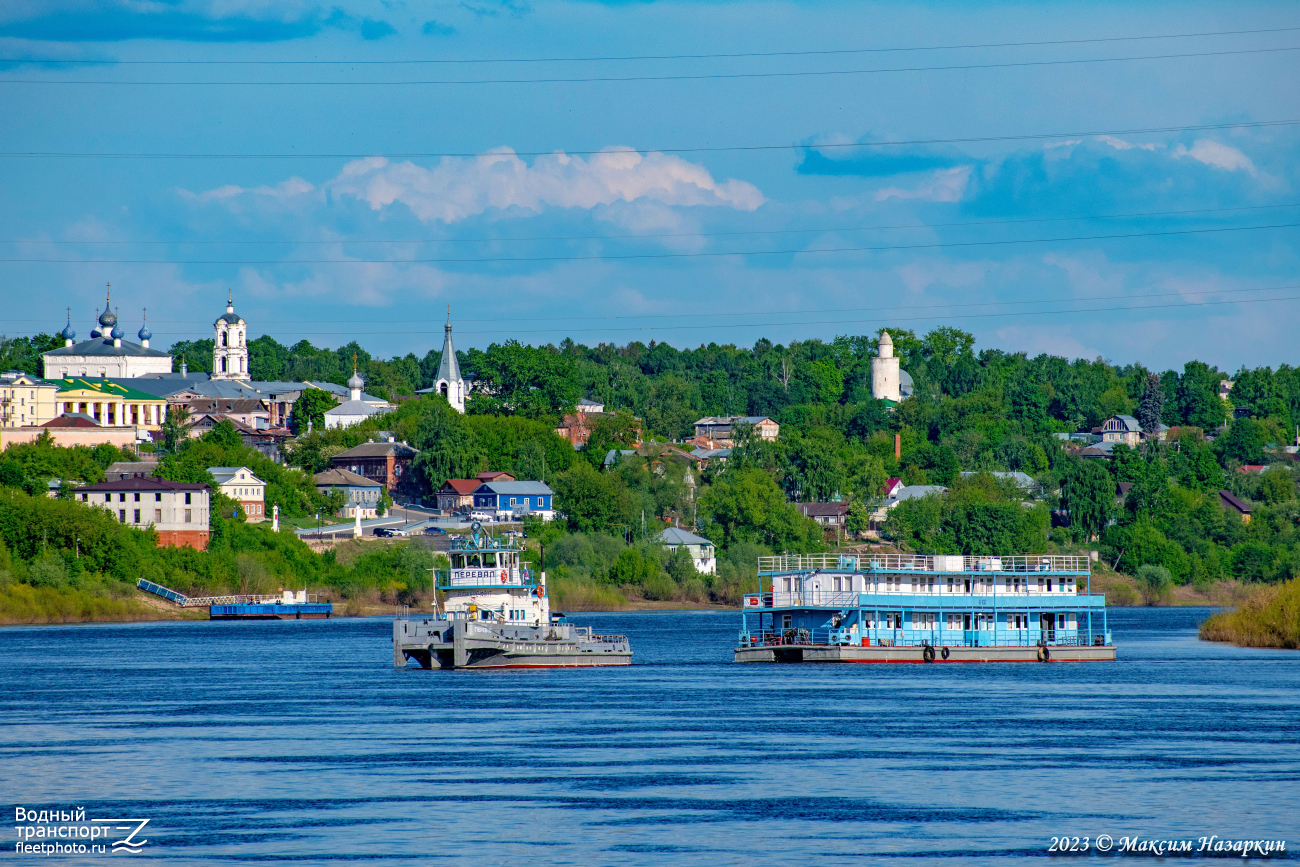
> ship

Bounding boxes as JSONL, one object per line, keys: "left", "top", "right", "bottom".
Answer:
{"left": 734, "top": 552, "right": 1115, "bottom": 663}
{"left": 392, "top": 523, "right": 632, "bottom": 669}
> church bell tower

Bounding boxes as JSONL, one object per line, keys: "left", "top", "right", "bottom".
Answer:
{"left": 212, "top": 291, "right": 250, "bottom": 381}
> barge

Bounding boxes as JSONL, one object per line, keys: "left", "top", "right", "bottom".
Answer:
{"left": 735, "top": 553, "right": 1114, "bottom": 663}
{"left": 136, "top": 579, "right": 332, "bottom": 620}
{"left": 393, "top": 523, "right": 631, "bottom": 669}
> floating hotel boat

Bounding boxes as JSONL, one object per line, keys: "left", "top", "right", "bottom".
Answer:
{"left": 136, "top": 579, "right": 333, "bottom": 620}
{"left": 392, "top": 524, "right": 631, "bottom": 669}
{"left": 734, "top": 553, "right": 1114, "bottom": 663}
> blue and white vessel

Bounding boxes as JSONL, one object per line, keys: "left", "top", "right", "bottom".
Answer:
{"left": 393, "top": 523, "right": 631, "bottom": 669}
{"left": 735, "top": 553, "right": 1114, "bottom": 663}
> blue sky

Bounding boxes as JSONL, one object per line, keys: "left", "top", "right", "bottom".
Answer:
{"left": 1, "top": 0, "right": 1298, "bottom": 371}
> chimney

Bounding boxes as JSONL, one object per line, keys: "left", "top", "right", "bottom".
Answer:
{"left": 894, "top": 433, "right": 901, "bottom": 460}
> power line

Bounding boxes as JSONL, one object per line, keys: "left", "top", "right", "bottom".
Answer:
{"left": 3, "top": 45, "right": 1297, "bottom": 85}
{"left": 25, "top": 292, "right": 1300, "bottom": 339}
{"left": 4, "top": 119, "right": 1294, "bottom": 159}
{"left": 6, "top": 202, "right": 1298, "bottom": 247}
{"left": 7, "top": 222, "right": 1295, "bottom": 265}
{"left": 462, "top": 293, "right": 1300, "bottom": 334}
{"left": 19, "top": 283, "right": 1297, "bottom": 329}
{"left": 8, "top": 25, "right": 1299, "bottom": 65}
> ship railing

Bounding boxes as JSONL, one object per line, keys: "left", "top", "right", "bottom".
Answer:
{"left": 758, "top": 553, "right": 1091, "bottom": 575}
{"left": 569, "top": 626, "right": 627, "bottom": 644}
{"left": 737, "top": 629, "right": 1112, "bottom": 648}
{"left": 746, "top": 590, "right": 1100, "bottom": 607}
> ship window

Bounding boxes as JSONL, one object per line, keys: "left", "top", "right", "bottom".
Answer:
{"left": 483, "top": 552, "right": 497, "bottom": 567}
{"left": 781, "top": 614, "right": 791, "bottom": 629}
{"left": 451, "top": 554, "right": 465, "bottom": 569}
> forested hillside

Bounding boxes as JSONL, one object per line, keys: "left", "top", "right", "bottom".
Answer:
{"left": 1, "top": 325, "right": 1297, "bottom": 617}
{"left": 277, "top": 327, "right": 1300, "bottom": 599}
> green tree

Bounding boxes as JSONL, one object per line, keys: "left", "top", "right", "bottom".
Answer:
{"left": 1258, "top": 467, "right": 1296, "bottom": 505}
{"left": 412, "top": 402, "right": 484, "bottom": 491}
{"left": 551, "top": 460, "right": 633, "bottom": 534}
{"left": 203, "top": 418, "right": 243, "bottom": 451}
{"left": 699, "top": 467, "right": 822, "bottom": 552}
{"left": 582, "top": 411, "right": 642, "bottom": 469}
{"left": 168, "top": 339, "right": 215, "bottom": 373}
{"left": 783, "top": 429, "right": 845, "bottom": 502}
{"left": 160, "top": 405, "right": 191, "bottom": 453}
{"left": 1136, "top": 564, "right": 1172, "bottom": 603}
{"left": 469, "top": 341, "right": 581, "bottom": 417}
{"left": 291, "top": 388, "right": 338, "bottom": 434}
{"left": 1138, "top": 372, "right": 1165, "bottom": 436}
{"left": 1061, "top": 458, "right": 1112, "bottom": 541}
{"left": 1176, "top": 361, "right": 1227, "bottom": 430}
{"left": 1215, "top": 418, "right": 1266, "bottom": 466}
{"left": 845, "top": 499, "right": 872, "bottom": 537}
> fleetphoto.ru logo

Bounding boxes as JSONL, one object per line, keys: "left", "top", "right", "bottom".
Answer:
{"left": 13, "top": 807, "right": 150, "bottom": 856}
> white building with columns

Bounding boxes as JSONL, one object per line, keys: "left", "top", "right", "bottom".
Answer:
{"left": 212, "top": 292, "right": 250, "bottom": 381}
{"left": 42, "top": 291, "right": 173, "bottom": 380}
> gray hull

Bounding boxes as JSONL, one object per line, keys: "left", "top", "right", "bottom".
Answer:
{"left": 394, "top": 616, "right": 632, "bottom": 669}
{"left": 734, "top": 643, "right": 1115, "bottom": 663}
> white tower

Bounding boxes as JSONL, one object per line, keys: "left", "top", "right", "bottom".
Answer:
{"left": 212, "top": 291, "right": 250, "bottom": 381}
{"left": 433, "top": 307, "right": 466, "bottom": 413}
{"left": 871, "top": 331, "right": 901, "bottom": 403}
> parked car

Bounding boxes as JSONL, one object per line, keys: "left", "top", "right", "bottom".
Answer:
{"left": 424, "top": 526, "right": 447, "bottom": 536}
{"left": 373, "top": 527, "right": 401, "bottom": 537}
{"left": 469, "top": 511, "right": 495, "bottom": 523}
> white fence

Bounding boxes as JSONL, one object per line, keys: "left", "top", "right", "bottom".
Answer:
{"left": 757, "top": 553, "right": 1090, "bottom": 574}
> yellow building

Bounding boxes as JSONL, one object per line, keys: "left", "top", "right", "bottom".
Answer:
{"left": 0, "top": 372, "right": 60, "bottom": 428}
{"left": 54, "top": 378, "right": 167, "bottom": 433}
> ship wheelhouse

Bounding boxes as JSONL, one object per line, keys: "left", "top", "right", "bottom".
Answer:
{"left": 434, "top": 524, "right": 547, "bottom": 624}
{"left": 740, "top": 553, "right": 1111, "bottom": 651}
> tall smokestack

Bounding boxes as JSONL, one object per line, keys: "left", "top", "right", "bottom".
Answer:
{"left": 894, "top": 434, "right": 901, "bottom": 461}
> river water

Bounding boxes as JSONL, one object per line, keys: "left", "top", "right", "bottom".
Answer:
{"left": 1, "top": 608, "right": 1297, "bottom": 865}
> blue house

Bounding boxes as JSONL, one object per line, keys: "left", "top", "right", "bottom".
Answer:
{"left": 472, "top": 481, "right": 555, "bottom": 521}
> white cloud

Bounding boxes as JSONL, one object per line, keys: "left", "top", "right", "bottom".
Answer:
{"left": 1095, "top": 135, "right": 1159, "bottom": 152}
{"left": 182, "top": 176, "right": 315, "bottom": 203}
{"left": 323, "top": 148, "right": 765, "bottom": 223}
{"left": 874, "top": 166, "right": 971, "bottom": 202}
{"left": 1172, "top": 140, "right": 1257, "bottom": 175}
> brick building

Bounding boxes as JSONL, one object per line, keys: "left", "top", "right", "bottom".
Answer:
{"left": 329, "top": 440, "right": 419, "bottom": 497}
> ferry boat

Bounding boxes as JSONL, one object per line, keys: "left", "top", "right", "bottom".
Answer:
{"left": 392, "top": 523, "right": 632, "bottom": 669}
{"left": 734, "top": 553, "right": 1114, "bottom": 663}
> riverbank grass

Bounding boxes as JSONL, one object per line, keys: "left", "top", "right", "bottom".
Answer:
{"left": 1199, "top": 577, "right": 1300, "bottom": 649}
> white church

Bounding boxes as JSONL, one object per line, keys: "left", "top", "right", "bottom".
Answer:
{"left": 43, "top": 286, "right": 173, "bottom": 379}
{"left": 43, "top": 287, "right": 258, "bottom": 382}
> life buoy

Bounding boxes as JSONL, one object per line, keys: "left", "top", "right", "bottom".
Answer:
{"left": 922, "top": 644, "right": 935, "bottom": 663}
{"left": 500, "top": 570, "right": 507, "bottom": 583}
{"left": 940, "top": 646, "right": 951, "bottom": 660}
{"left": 1037, "top": 645, "right": 1051, "bottom": 662}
